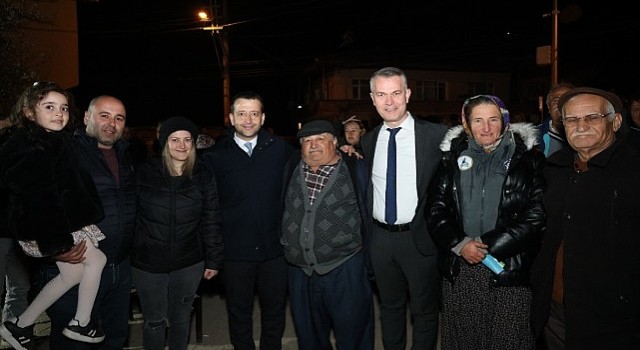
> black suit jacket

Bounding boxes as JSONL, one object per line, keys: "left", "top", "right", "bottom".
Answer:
{"left": 361, "top": 116, "right": 447, "bottom": 256}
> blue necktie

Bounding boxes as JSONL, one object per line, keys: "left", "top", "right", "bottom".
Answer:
{"left": 244, "top": 142, "right": 253, "bottom": 156}
{"left": 385, "top": 127, "right": 400, "bottom": 224}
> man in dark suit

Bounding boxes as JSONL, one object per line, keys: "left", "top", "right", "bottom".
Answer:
{"left": 360, "top": 67, "right": 447, "bottom": 350}
{"left": 203, "top": 91, "right": 293, "bottom": 349}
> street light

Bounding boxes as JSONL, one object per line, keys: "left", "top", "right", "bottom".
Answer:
{"left": 198, "top": 8, "right": 230, "bottom": 126}
{"left": 199, "top": 10, "right": 224, "bottom": 31}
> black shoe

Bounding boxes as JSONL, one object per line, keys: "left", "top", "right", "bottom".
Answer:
{"left": 62, "top": 319, "right": 105, "bottom": 343}
{"left": 0, "top": 318, "right": 34, "bottom": 350}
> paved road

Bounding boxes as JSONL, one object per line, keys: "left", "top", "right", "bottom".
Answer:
{"left": 31, "top": 278, "right": 432, "bottom": 349}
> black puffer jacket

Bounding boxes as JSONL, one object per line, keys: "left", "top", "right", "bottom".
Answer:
{"left": 132, "top": 157, "right": 223, "bottom": 273}
{"left": 0, "top": 125, "right": 104, "bottom": 256}
{"left": 72, "top": 128, "right": 137, "bottom": 264}
{"left": 426, "top": 123, "right": 546, "bottom": 286}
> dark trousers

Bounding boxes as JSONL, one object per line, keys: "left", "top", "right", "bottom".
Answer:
{"left": 543, "top": 302, "right": 566, "bottom": 350}
{"left": 41, "top": 258, "right": 132, "bottom": 350}
{"left": 370, "top": 225, "right": 440, "bottom": 350}
{"left": 132, "top": 262, "right": 204, "bottom": 350}
{"left": 288, "top": 252, "right": 375, "bottom": 350}
{"left": 222, "top": 256, "right": 288, "bottom": 350}
{"left": 0, "top": 237, "right": 31, "bottom": 321}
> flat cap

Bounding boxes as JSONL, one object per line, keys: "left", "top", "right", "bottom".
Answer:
{"left": 296, "top": 119, "right": 336, "bottom": 138}
{"left": 558, "top": 87, "right": 623, "bottom": 113}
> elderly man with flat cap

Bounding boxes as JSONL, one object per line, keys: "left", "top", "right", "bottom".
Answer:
{"left": 530, "top": 87, "right": 640, "bottom": 350}
{"left": 281, "top": 119, "right": 374, "bottom": 349}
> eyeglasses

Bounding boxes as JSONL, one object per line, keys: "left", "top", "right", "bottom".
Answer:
{"left": 562, "top": 112, "right": 613, "bottom": 126}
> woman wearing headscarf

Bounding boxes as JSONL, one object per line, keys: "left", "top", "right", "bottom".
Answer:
{"left": 426, "top": 95, "right": 546, "bottom": 349}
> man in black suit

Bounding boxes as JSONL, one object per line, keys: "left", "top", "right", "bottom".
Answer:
{"left": 360, "top": 67, "right": 447, "bottom": 350}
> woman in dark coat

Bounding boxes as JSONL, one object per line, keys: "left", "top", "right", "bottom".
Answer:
{"left": 131, "top": 116, "right": 223, "bottom": 350}
{"left": 426, "top": 95, "right": 546, "bottom": 350}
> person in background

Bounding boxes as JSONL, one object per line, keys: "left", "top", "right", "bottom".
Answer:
{"left": 41, "top": 94, "right": 137, "bottom": 350}
{"left": 623, "top": 89, "right": 640, "bottom": 149}
{"left": 342, "top": 115, "right": 366, "bottom": 152}
{"left": 195, "top": 133, "right": 215, "bottom": 157}
{"left": 203, "top": 91, "right": 293, "bottom": 349}
{"left": 0, "top": 82, "right": 107, "bottom": 349}
{"left": 439, "top": 114, "right": 460, "bottom": 128}
{"left": 0, "top": 113, "right": 32, "bottom": 350}
{"left": 360, "top": 67, "right": 447, "bottom": 350}
{"left": 151, "top": 119, "right": 164, "bottom": 157}
{"left": 539, "top": 82, "right": 575, "bottom": 157}
{"left": 123, "top": 126, "right": 148, "bottom": 165}
{"left": 530, "top": 87, "right": 640, "bottom": 349}
{"left": 132, "top": 116, "right": 223, "bottom": 350}
{"left": 282, "top": 119, "right": 374, "bottom": 349}
{"left": 427, "top": 95, "right": 545, "bottom": 350}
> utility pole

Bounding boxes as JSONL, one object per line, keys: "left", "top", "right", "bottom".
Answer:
{"left": 201, "top": 0, "right": 230, "bottom": 126}
{"left": 551, "top": 0, "right": 559, "bottom": 85}
{"left": 221, "top": 0, "right": 230, "bottom": 126}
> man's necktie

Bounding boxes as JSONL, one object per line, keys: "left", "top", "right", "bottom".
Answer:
{"left": 244, "top": 142, "right": 253, "bottom": 156}
{"left": 385, "top": 127, "right": 400, "bottom": 224}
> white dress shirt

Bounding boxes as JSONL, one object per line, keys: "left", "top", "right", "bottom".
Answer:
{"left": 372, "top": 114, "right": 418, "bottom": 225}
{"left": 234, "top": 134, "right": 256, "bottom": 156}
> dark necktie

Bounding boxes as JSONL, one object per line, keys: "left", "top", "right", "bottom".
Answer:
{"left": 385, "top": 127, "right": 401, "bottom": 224}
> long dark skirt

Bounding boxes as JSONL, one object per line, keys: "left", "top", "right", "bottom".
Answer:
{"left": 440, "top": 262, "right": 535, "bottom": 350}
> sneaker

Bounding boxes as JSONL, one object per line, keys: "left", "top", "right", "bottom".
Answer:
{"left": 0, "top": 318, "right": 34, "bottom": 350}
{"left": 62, "top": 319, "right": 105, "bottom": 343}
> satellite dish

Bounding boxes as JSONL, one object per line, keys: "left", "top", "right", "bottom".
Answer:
{"left": 560, "top": 4, "right": 582, "bottom": 23}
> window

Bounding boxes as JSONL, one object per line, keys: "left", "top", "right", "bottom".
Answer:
{"left": 414, "top": 80, "right": 446, "bottom": 101}
{"left": 468, "top": 81, "right": 494, "bottom": 96}
{"left": 351, "top": 79, "right": 369, "bottom": 100}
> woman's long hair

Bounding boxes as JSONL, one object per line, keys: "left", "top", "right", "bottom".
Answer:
{"left": 162, "top": 141, "right": 196, "bottom": 177}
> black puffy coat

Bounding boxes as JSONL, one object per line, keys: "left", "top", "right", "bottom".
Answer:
{"left": 72, "top": 128, "right": 137, "bottom": 264}
{"left": 132, "top": 157, "right": 223, "bottom": 273}
{"left": 426, "top": 123, "right": 546, "bottom": 286}
{"left": 0, "top": 125, "right": 104, "bottom": 256}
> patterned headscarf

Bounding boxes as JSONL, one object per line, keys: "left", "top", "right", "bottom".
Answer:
{"left": 461, "top": 94, "right": 510, "bottom": 126}
{"left": 461, "top": 94, "right": 511, "bottom": 152}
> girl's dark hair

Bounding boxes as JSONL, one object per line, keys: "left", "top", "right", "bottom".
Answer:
{"left": 9, "top": 81, "right": 76, "bottom": 129}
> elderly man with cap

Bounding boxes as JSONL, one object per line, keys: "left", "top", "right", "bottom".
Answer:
{"left": 132, "top": 116, "right": 223, "bottom": 350}
{"left": 530, "top": 87, "right": 640, "bottom": 350}
{"left": 281, "top": 118, "right": 374, "bottom": 349}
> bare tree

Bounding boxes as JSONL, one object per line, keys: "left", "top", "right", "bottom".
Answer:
{"left": 0, "top": 0, "right": 41, "bottom": 117}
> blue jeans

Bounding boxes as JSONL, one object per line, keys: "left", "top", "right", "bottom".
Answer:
{"left": 0, "top": 238, "right": 32, "bottom": 322}
{"left": 132, "top": 261, "right": 204, "bottom": 350}
{"left": 40, "top": 258, "right": 132, "bottom": 350}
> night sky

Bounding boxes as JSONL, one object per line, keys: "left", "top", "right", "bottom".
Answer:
{"left": 75, "top": 0, "right": 639, "bottom": 132}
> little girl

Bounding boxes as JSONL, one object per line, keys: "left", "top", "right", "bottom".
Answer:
{"left": 0, "top": 82, "right": 107, "bottom": 350}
